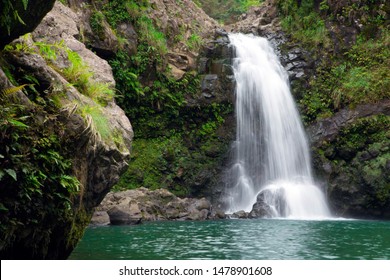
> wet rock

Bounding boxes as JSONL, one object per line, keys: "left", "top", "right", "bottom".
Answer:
{"left": 309, "top": 101, "right": 390, "bottom": 219}
{"left": 308, "top": 101, "right": 390, "bottom": 145}
{"left": 94, "top": 188, "right": 225, "bottom": 224}
{"left": 90, "top": 211, "right": 110, "bottom": 226}
{"left": 107, "top": 206, "right": 142, "bottom": 225}
{"left": 201, "top": 74, "right": 219, "bottom": 98}
{"left": 117, "top": 23, "right": 138, "bottom": 56}
{"left": 231, "top": 210, "right": 249, "bottom": 219}
{"left": 249, "top": 202, "right": 273, "bottom": 219}
{"left": 210, "top": 209, "right": 227, "bottom": 220}
{"left": 188, "top": 209, "right": 209, "bottom": 220}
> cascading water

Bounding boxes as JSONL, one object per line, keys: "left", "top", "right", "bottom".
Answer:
{"left": 226, "top": 33, "right": 330, "bottom": 219}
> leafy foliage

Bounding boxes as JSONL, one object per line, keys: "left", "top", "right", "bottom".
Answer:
{"left": 197, "top": 0, "right": 263, "bottom": 23}
{"left": 316, "top": 115, "right": 390, "bottom": 210}
{"left": 62, "top": 48, "right": 115, "bottom": 106}
{"left": 0, "top": 98, "right": 81, "bottom": 257}
{"left": 275, "top": 1, "right": 389, "bottom": 123}
{"left": 89, "top": 11, "right": 106, "bottom": 39}
{"left": 277, "top": 0, "right": 331, "bottom": 49}
{"left": 0, "top": 0, "right": 29, "bottom": 35}
{"left": 299, "top": 27, "right": 389, "bottom": 123}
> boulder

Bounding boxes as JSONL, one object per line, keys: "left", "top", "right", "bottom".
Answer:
{"left": 231, "top": 210, "right": 249, "bottom": 219}
{"left": 107, "top": 206, "right": 142, "bottom": 225}
{"left": 249, "top": 192, "right": 275, "bottom": 218}
{"left": 95, "top": 188, "right": 224, "bottom": 222}
{"left": 90, "top": 211, "right": 110, "bottom": 226}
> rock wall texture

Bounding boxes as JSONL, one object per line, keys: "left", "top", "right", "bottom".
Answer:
{"left": 0, "top": 2, "right": 132, "bottom": 259}
{"left": 309, "top": 101, "right": 390, "bottom": 218}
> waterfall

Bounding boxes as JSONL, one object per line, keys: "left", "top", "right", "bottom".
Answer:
{"left": 226, "top": 33, "right": 330, "bottom": 219}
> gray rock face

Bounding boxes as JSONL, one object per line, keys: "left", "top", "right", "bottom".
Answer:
{"left": 91, "top": 211, "right": 110, "bottom": 226}
{"left": 94, "top": 188, "right": 225, "bottom": 225}
{"left": 309, "top": 101, "right": 390, "bottom": 219}
{"left": 231, "top": 210, "right": 249, "bottom": 219}
{"left": 309, "top": 101, "right": 390, "bottom": 145}
{"left": 194, "top": 31, "right": 235, "bottom": 107}
{"left": 32, "top": 2, "right": 116, "bottom": 86}
{"left": 107, "top": 206, "right": 142, "bottom": 225}
{"left": 28, "top": 2, "right": 133, "bottom": 210}
{"left": 249, "top": 193, "right": 274, "bottom": 219}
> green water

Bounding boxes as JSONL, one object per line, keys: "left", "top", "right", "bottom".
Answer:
{"left": 69, "top": 219, "right": 390, "bottom": 260}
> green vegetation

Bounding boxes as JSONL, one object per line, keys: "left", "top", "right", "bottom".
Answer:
{"left": 187, "top": 33, "right": 203, "bottom": 51}
{"left": 89, "top": 11, "right": 106, "bottom": 39}
{"left": 0, "top": 0, "right": 29, "bottom": 35}
{"left": 84, "top": 0, "right": 235, "bottom": 196}
{"left": 278, "top": 0, "right": 331, "bottom": 49}
{"left": 62, "top": 49, "right": 115, "bottom": 106}
{"left": 299, "top": 27, "right": 389, "bottom": 124}
{"left": 275, "top": 0, "right": 389, "bottom": 123}
{"left": 0, "top": 92, "right": 81, "bottom": 257}
{"left": 197, "top": 0, "right": 263, "bottom": 23}
{"left": 316, "top": 115, "right": 390, "bottom": 210}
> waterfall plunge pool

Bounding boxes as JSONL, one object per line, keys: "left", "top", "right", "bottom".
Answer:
{"left": 69, "top": 219, "right": 390, "bottom": 260}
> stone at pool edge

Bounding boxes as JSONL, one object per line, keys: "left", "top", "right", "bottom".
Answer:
{"left": 107, "top": 206, "right": 142, "bottom": 225}
{"left": 90, "top": 188, "right": 229, "bottom": 225}
{"left": 90, "top": 211, "right": 110, "bottom": 225}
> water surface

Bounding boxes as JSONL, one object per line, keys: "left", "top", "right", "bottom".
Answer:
{"left": 69, "top": 219, "right": 390, "bottom": 260}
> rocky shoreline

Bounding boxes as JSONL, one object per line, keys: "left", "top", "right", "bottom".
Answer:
{"left": 91, "top": 187, "right": 282, "bottom": 226}
{"left": 91, "top": 188, "right": 227, "bottom": 225}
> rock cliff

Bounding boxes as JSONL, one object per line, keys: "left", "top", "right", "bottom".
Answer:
{"left": 309, "top": 101, "right": 390, "bottom": 218}
{"left": 0, "top": 1, "right": 132, "bottom": 259}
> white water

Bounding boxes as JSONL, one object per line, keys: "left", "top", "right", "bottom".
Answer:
{"left": 226, "top": 33, "right": 330, "bottom": 219}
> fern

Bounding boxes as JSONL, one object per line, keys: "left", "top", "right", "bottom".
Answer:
{"left": 1, "top": 84, "right": 30, "bottom": 98}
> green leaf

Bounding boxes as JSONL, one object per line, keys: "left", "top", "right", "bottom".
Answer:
{"left": 22, "top": 0, "right": 29, "bottom": 10}
{"left": 8, "top": 119, "right": 29, "bottom": 129}
{"left": 13, "top": 10, "right": 26, "bottom": 25}
{"left": 0, "top": 203, "right": 8, "bottom": 212}
{"left": 5, "top": 169, "right": 17, "bottom": 181}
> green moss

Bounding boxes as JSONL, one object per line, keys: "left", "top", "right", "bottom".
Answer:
{"left": 316, "top": 115, "right": 390, "bottom": 206}
{"left": 278, "top": 0, "right": 331, "bottom": 49}
{"left": 66, "top": 207, "right": 92, "bottom": 250}
{"left": 187, "top": 33, "right": 203, "bottom": 52}
{"left": 114, "top": 135, "right": 189, "bottom": 193}
{"left": 278, "top": 1, "right": 389, "bottom": 124}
